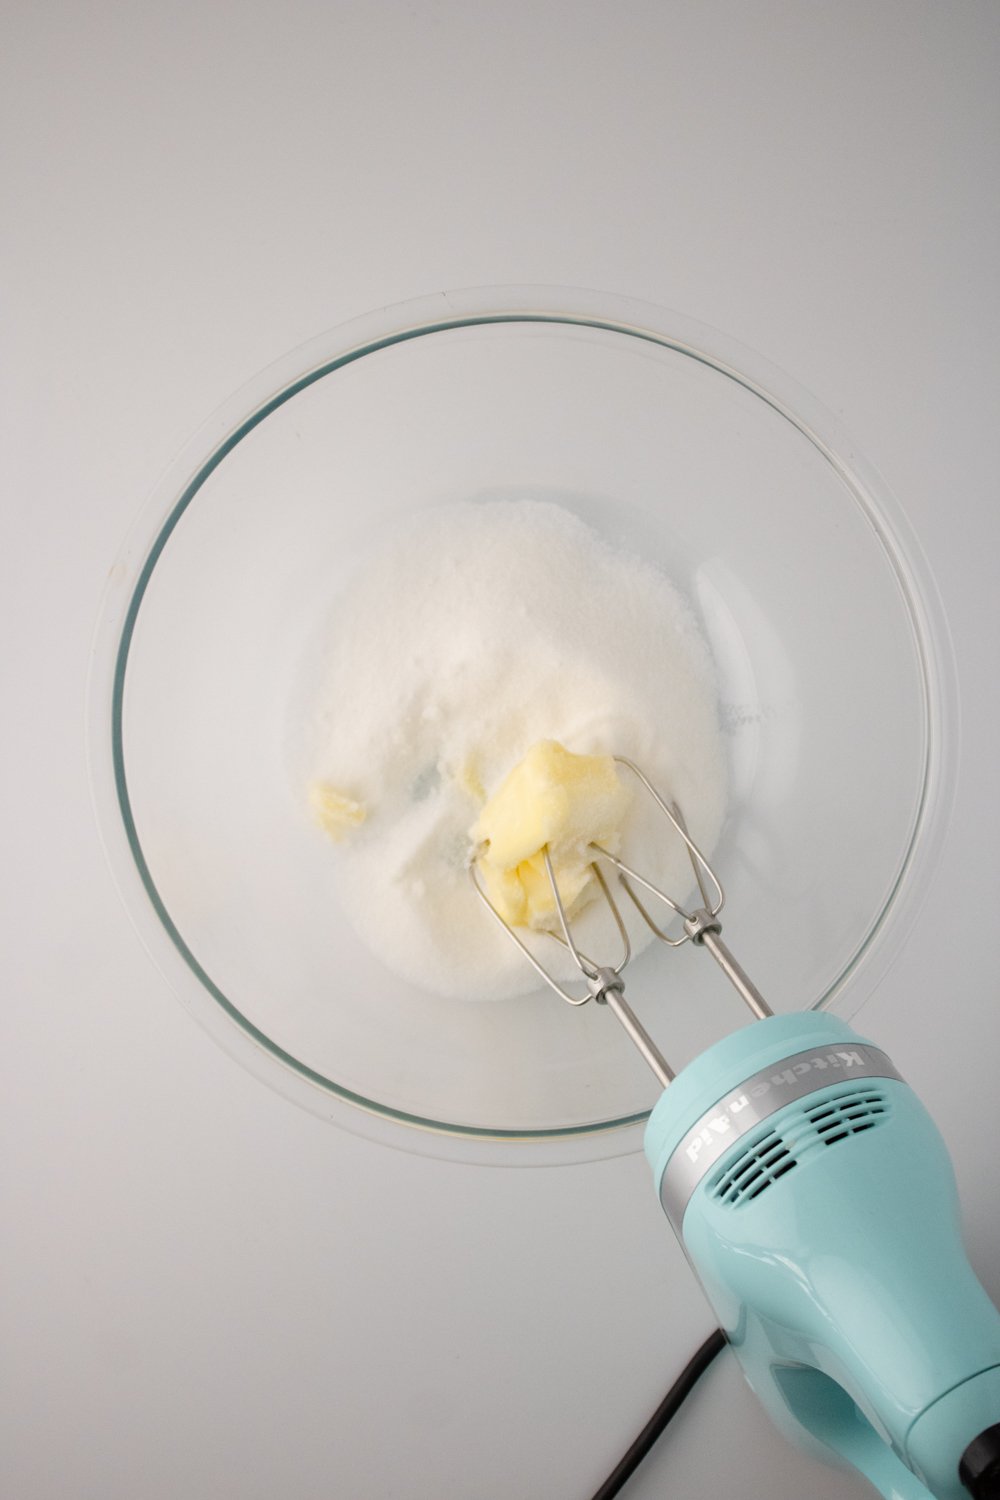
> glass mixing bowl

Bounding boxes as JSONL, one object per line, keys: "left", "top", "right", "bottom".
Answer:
{"left": 88, "top": 287, "right": 955, "bottom": 1164}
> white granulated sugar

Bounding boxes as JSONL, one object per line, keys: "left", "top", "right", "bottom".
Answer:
{"left": 303, "top": 499, "right": 727, "bottom": 1000}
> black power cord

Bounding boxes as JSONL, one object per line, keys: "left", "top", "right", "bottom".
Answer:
{"left": 589, "top": 1328, "right": 728, "bottom": 1500}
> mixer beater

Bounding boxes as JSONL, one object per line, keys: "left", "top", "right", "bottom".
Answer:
{"left": 470, "top": 759, "right": 1000, "bottom": 1500}
{"left": 471, "top": 755, "right": 772, "bottom": 1086}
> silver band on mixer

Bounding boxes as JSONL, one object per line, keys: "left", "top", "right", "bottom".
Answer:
{"left": 658, "top": 1043, "right": 903, "bottom": 1231}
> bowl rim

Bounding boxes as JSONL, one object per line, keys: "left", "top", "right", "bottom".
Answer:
{"left": 85, "top": 284, "right": 959, "bottom": 1166}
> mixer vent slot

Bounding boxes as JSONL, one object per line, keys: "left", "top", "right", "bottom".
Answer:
{"left": 712, "top": 1129, "right": 797, "bottom": 1206}
{"left": 804, "top": 1089, "right": 889, "bottom": 1145}
{"left": 710, "top": 1085, "right": 891, "bottom": 1208}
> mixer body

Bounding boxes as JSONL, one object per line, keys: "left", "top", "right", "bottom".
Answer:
{"left": 645, "top": 1013, "right": 1000, "bottom": 1500}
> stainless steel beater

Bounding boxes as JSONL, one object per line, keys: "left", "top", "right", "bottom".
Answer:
{"left": 468, "top": 756, "right": 772, "bottom": 1087}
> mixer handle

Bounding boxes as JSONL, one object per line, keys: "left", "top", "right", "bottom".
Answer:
{"left": 767, "top": 1363, "right": 935, "bottom": 1500}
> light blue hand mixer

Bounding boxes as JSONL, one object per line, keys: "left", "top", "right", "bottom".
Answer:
{"left": 472, "top": 759, "right": 1000, "bottom": 1500}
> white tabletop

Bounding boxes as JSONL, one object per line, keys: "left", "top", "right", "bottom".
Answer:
{"left": 4, "top": 5, "right": 999, "bottom": 1498}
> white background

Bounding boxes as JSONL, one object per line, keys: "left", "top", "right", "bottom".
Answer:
{"left": 3, "top": 4, "right": 999, "bottom": 1497}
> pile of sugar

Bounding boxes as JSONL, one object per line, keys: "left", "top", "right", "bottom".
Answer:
{"left": 302, "top": 499, "right": 727, "bottom": 1001}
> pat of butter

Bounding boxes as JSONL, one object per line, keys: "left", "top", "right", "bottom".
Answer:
{"left": 472, "top": 740, "right": 631, "bottom": 929}
{"left": 456, "top": 755, "right": 487, "bottom": 805}
{"left": 309, "top": 782, "right": 367, "bottom": 841}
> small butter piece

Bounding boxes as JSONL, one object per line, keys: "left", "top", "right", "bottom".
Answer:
{"left": 309, "top": 782, "right": 367, "bottom": 841}
{"left": 456, "top": 755, "right": 487, "bottom": 805}
{"left": 472, "top": 740, "right": 631, "bottom": 929}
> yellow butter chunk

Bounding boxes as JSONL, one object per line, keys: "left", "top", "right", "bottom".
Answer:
{"left": 309, "top": 782, "right": 367, "bottom": 841}
{"left": 456, "top": 754, "right": 487, "bottom": 805}
{"left": 472, "top": 740, "right": 631, "bottom": 929}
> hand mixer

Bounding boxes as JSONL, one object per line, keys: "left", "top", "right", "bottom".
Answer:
{"left": 471, "top": 759, "right": 1000, "bottom": 1500}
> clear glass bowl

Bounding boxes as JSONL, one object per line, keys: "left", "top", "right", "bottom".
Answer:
{"left": 88, "top": 287, "right": 955, "bottom": 1164}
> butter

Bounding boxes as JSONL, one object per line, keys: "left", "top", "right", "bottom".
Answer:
{"left": 471, "top": 740, "right": 631, "bottom": 929}
{"left": 456, "top": 754, "right": 487, "bottom": 805}
{"left": 309, "top": 782, "right": 367, "bottom": 840}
